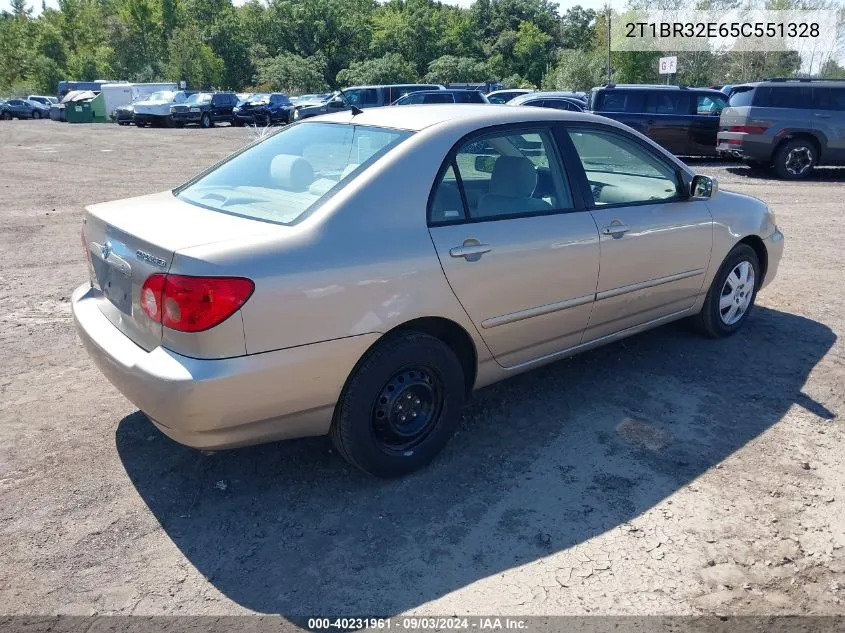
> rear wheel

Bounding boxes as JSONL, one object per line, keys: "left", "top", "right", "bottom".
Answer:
{"left": 693, "top": 244, "right": 761, "bottom": 338}
{"left": 200, "top": 113, "right": 212, "bottom": 129}
{"left": 134, "top": 120, "right": 145, "bottom": 127}
{"left": 330, "top": 332, "right": 466, "bottom": 477}
{"left": 773, "top": 138, "right": 816, "bottom": 179}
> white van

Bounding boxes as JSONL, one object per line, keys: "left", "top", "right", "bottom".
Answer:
{"left": 100, "top": 82, "right": 178, "bottom": 118}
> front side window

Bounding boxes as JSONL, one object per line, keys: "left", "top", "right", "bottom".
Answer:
{"left": 344, "top": 88, "right": 379, "bottom": 106}
{"left": 185, "top": 93, "right": 212, "bottom": 105}
{"left": 696, "top": 94, "right": 727, "bottom": 115}
{"left": 430, "top": 129, "right": 573, "bottom": 223}
{"left": 567, "top": 128, "right": 680, "bottom": 206}
{"left": 812, "top": 87, "right": 845, "bottom": 111}
{"left": 177, "top": 123, "right": 412, "bottom": 225}
{"left": 423, "top": 93, "right": 452, "bottom": 104}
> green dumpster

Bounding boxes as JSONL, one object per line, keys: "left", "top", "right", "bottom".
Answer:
{"left": 66, "top": 101, "right": 94, "bottom": 123}
{"left": 90, "top": 93, "right": 107, "bottom": 122}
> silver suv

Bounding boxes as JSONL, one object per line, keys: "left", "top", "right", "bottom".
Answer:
{"left": 716, "top": 78, "right": 845, "bottom": 179}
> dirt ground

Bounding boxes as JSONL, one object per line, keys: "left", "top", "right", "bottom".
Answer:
{"left": 0, "top": 120, "right": 843, "bottom": 618}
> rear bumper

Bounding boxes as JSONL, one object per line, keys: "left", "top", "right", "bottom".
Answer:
{"left": 72, "top": 283, "right": 378, "bottom": 449}
{"left": 716, "top": 135, "right": 773, "bottom": 161}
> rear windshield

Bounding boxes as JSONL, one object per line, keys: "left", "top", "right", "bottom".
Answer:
{"left": 728, "top": 87, "right": 755, "bottom": 107}
{"left": 176, "top": 122, "right": 412, "bottom": 225}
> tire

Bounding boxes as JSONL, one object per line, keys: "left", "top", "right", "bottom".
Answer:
{"left": 330, "top": 331, "right": 466, "bottom": 477}
{"left": 200, "top": 113, "right": 212, "bottom": 129}
{"left": 32, "top": 110, "right": 41, "bottom": 119}
{"left": 693, "top": 243, "right": 761, "bottom": 338}
{"left": 773, "top": 138, "right": 817, "bottom": 180}
{"left": 134, "top": 120, "right": 145, "bottom": 127}
{"left": 1, "top": 112, "right": 11, "bottom": 120}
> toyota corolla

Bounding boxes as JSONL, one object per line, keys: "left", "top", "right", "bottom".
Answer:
{"left": 72, "top": 105, "right": 784, "bottom": 477}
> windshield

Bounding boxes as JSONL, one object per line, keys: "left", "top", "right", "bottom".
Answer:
{"left": 176, "top": 122, "right": 412, "bottom": 225}
{"left": 185, "top": 93, "right": 212, "bottom": 105}
{"left": 247, "top": 93, "right": 270, "bottom": 104}
{"left": 147, "top": 90, "right": 175, "bottom": 102}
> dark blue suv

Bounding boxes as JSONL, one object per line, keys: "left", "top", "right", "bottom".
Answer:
{"left": 587, "top": 84, "right": 728, "bottom": 156}
{"left": 233, "top": 93, "right": 294, "bottom": 126}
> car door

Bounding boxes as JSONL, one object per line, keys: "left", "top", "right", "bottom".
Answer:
{"left": 812, "top": 86, "right": 845, "bottom": 163}
{"left": 689, "top": 92, "right": 727, "bottom": 156}
{"left": 643, "top": 91, "right": 692, "bottom": 155}
{"left": 428, "top": 125, "right": 600, "bottom": 368}
{"left": 563, "top": 125, "right": 713, "bottom": 342}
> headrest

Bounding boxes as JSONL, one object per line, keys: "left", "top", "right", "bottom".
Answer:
{"left": 270, "top": 154, "right": 314, "bottom": 191}
{"left": 489, "top": 156, "right": 537, "bottom": 197}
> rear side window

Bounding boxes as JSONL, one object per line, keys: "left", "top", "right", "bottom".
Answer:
{"left": 544, "top": 99, "right": 581, "bottom": 111}
{"left": 813, "top": 87, "right": 845, "bottom": 111}
{"left": 423, "top": 93, "right": 452, "bottom": 104}
{"left": 430, "top": 129, "right": 573, "bottom": 222}
{"left": 454, "top": 91, "right": 484, "bottom": 104}
{"left": 754, "top": 86, "right": 812, "bottom": 109}
{"left": 176, "top": 123, "right": 412, "bottom": 225}
{"left": 597, "top": 91, "right": 645, "bottom": 113}
{"left": 645, "top": 92, "right": 691, "bottom": 114}
{"left": 728, "top": 87, "right": 755, "bottom": 107}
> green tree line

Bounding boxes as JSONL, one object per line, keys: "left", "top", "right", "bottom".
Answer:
{"left": 1, "top": 0, "right": 843, "bottom": 98}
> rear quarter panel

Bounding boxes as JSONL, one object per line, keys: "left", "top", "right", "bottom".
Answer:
{"left": 172, "top": 123, "right": 495, "bottom": 371}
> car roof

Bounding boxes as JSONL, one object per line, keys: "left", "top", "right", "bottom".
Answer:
{"left": 731, "top": 80, "right": 845, "bottom": 88}
{"left": 313, "top": 104, "right": 619, "bottom": 132}
{"left": 345, "top": 84, "right": 442, "bottom": 90}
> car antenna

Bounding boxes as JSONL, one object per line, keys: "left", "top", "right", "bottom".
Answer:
{"left": 337, "top": 88, "right": 363, "bottom": 116}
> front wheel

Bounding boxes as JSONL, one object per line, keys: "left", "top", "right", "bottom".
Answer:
{"left": 693, "top": 244, "right": 761, "bottom": 338}
{"left": 200, "top": 113, "right": 212, "bottom": 129}
{"left": 330, "top": 332, "right": 466, "bottom": 477}
{"left": 773, "top": 138, "right": 816, "bottom": 179}
{"left": 32, "top": 110, "right": 41, "bottom": 119}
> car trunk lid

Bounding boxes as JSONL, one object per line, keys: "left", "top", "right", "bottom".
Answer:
{"left": 82, "top": 190, "right": 285, "bottom": 351}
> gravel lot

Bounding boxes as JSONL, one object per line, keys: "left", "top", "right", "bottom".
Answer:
{"left": 0, "top": 120, "right": 843, "bottom": 617}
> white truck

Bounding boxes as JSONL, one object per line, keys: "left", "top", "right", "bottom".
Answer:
{"left": 132, "top": 89, "right": 190, "bottom": 127}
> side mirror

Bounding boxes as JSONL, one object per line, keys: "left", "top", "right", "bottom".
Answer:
{"left": 690, "top": 174, "right": 717, "bottom": 200}
{"left": 474, "top": 155, "right": 497, "bottom": 173}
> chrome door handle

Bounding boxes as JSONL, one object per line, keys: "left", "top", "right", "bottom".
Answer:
{"left": 450, "top": 243, "right": 492, "bottom": 259}
{"left": 601, "top": 224, "right": 631, "bottom": 236}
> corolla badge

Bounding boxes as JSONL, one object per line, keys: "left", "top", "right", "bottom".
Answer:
{"left": 101, "top": 241, "right": 112, "bottom": 259}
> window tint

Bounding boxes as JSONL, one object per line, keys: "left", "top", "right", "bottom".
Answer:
{"left": 567, "top": 129, "right": 680, "bottom": 206}
{"left": 429, "top": 164, "right": 466, "bottom": 223}
{"left": 443, "top": 129, "right": 572, "bottom": 220}
{"left": 645, "top": 92, "right": 690, "bottom": 114}
{"left": 598, "top": 91, "right": 645, "bottom": 113}
{"left": 544, "top": 99, "right": 581, "bottom": 111}
{"left": 345, "top": 88, "right": 379, "bottom": 106}
{"left": 728, "top": 87, "right": 755, "bottom": 107}
{"left": 813, "top": 87, "right": 845, "bottom": 111}
{"left": 696, "top": 94, "right": 727, "bottom": 115}
{"left": 177, "top": 123, "right": 411, "bottom": 225}
{"left": 755, "top": 86, "right": 811, "bottom": 109}
{"left": 426, "top": 93, "right": 453, "bottom": 104}
{"left": 454, "top": 91, "right": 484, "bottom": 103}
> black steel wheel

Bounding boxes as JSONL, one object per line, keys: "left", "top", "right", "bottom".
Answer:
{"left": 371, "top": 366, "right": 444, "bottom": 454}
{"left": 331, "top": 331, "right": 466, "bottom": 477}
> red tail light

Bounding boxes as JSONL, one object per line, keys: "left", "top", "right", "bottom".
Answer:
{"left": 728, "top": 125, "right": 769, "bottom": 135}
{"left": 141, "top": 274, "right": 254, "bottom": 332}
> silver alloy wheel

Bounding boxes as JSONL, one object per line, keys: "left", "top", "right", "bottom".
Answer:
{"left": 719, "top": 260, "right": 756, "bottom": 326}
{"left": 784, "top": 146, "right": 813, "bottom": 176}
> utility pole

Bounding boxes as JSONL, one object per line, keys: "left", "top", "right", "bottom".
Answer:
{"left": 606, "top": 4, "right": 612, "bottom": 84}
